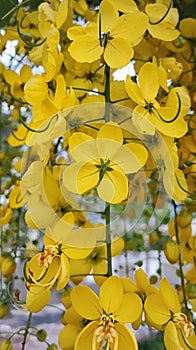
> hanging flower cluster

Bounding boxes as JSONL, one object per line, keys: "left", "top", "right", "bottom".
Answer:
{"left": 0, "top": 0, "right": 195, "bottom": 349}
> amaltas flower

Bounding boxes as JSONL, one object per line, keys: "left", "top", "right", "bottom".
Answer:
{"left": 67, "top": 0, "right": 148, "bottom": 68}
{"left": 70, "top": 276, "right": 142, "bottom": 349}
{"left": 62, "top": 122, "right": 148, "bottom": 204}
{"left": 145, "top": 278, "right": 196, "bottom": 350}
{"left": 125, "top": 61, "right": 190, "bottom": 137}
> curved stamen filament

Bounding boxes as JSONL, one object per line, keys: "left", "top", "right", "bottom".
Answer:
{"left": 19, "top": 113, "right": 59, "bottom": 133}
{"left": 17, "top": 17, "right": 46, "bottom": 47}
{"left": 149, "top": 0, "right": 173, "bottom": 25}
{"left": 154, "top": 92, "right": 181, "bottom": 123}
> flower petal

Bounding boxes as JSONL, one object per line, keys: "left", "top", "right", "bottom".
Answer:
{"left": 164, "top": 321, "right": 184, "bottom": 350}
{"left": 160, "top": 278, "right": 181, "bottom": 313}
{"left": 68, "top": 36, "right": 103, "bottom": 63}
{"left": 100, "top": 276, "right": 123, "bottom": 314}
{"left": 138, "top": 62, "right": 159, "bottom": 101}
{"left": 113, "top": 143, "right": 148, "bottom": 173}
{"left": 115, "top": 323, "right": 138, "bottom": 350}
{"left": 71, "top": 286, "right": 102, "bottom": 319}
{"left": 114, "top": 293, "right": 143, "bottom": 323}
{"left": 144, "top": 294, "right": 171, "bottom": 325}
{"left": 58, "top": 324, "right": 81, "bottom": 350}
{"left": 63, "top": 161, "right": 99, "bottom": 194}
{"left": 98, "top": 170, "right": 128, "bottom": 204}
{"left": 74, "top": 321, "right": 99, "bottom": 350}
{"left": 56, "top": 253, "right": 71, "bottom": 290}
{"left": 104, "top": 37, "right": 133, "bottom": 69}
{"left": 69, "top": 133, "right": 98, "bottom": 161}
{"left": 26, "top": 286, "right": 50, "bottom": 313}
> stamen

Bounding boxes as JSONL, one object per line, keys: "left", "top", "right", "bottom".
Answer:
{"left": 173, "top": 312, "right": 194, "bottom": 337}
{"left": 94, "top": 314, "right": 117, "bottom": 349}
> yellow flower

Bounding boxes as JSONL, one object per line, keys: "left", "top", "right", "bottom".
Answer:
{"left": 145, "top": 1, "right": 180, "bottom": 41}
{"left": 0, "top": 204, "right": 12, "bottom": 226}
{"left": 3, "top": 65, "right": 32, "bottom": 100}
{"left": 24, "top": 243, "right": 71, "bottom": 290}
{"left": 71, "top": 276, "right": 142, "bottom": 350}
{"left": 145, "top": 278, "right": 195, "bottom": 350}
{"left": 125, "top": 61, "right": 190, "bottom": 137}
{"left": 67, "top": 0, "right": 148, "bottom": 68}
{"left": 63, "top": 122, "right": 148, "bottom": 204}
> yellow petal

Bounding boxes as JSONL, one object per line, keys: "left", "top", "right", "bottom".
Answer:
{"left": 74, "top": 321, "right": 99, "bottom": 350}
{"left": 56, "top": 0, "right": 68, "bottom": 28}
{"left": 151, "top": 107, "right": 188, "bottom": 138}
{"left": 125, "top": 75, "right": 145, "bottom": 105}
{"left": 113, "top": 142, "right": 148, "bottom": 173}
{"left": 71, "top": 286, "right": 102, "bottom": 319}
{"left": 114, "top": 293, "right": 143, "bottom": 323}
{"left": 144, "top": 294, "right": 171, "bottom": 325}
{"left": 135, "top": 268, "right": 149, "bottom": 292}
{"left": 26, "top": 286, "right": 50, "bottom": 313}
{"left": 62, "top": 227, "right": 96, "bottom": 259}
{"left": 100, "top": 276, "right": 123, "bottom": 314}
{"left": 111, "top": 237, "right": 124, "bottom": 257}
{"left": 68, "top": 36, "right": 103, "bottom": 63}
{"left": 138, "top": 62, "right": 159, "bottom": 101}
{"left": 58, "top": 324, "right": 80, "bottom": 350}
{"left": 104, "top": 37, "right": 133, "bottom": 69}
{"left": 99, "top": 0, "right": 118, "bottom": 33}
{"left": 112, "top": 11, "right": 148, "bottom": 44}
{"left": 93, "top": 260, "right": 108, "bottom": 286}
{"left": 69, "top": 133, "right": 98, "bottom": 161}
{"left": 56, "top": 253, "right": 70, "bottom": 290}
{"left": 97, "top": 123, "right": 123, "bottom": 144}
{"left": 63, "top": 161, "right": 99, "bottom": 194}
{"left": 115, "top": 323, "right": 138, "bottom": 350}
{"left": 98, "top": 170, "right": 128, "bottom": 204}
{"left": 70, "top": 258, "right": 92, "bottom": 285}
{"left": 160, "top": 278, "right": 181, "bottom": 313}
{"left": 164, "top": 321, "right": 184, "bottom": 350}
{"left": 179, "top": 18, "right": 196, "bottom": 39}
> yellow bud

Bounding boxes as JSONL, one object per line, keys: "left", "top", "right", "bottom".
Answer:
{"left": 0, "top": 303, "right": 9, "bottom": 319}
{"left": 177, "top": 209, "right": 192, "bottom": 228}
{"left": 164, "top": 241, "right": 179, "bottom": 264}
{"left": 1, "top": 256, "right": 16, "bottom": 278}
{"left": 62, "top": 288, "right": 72, "bottom": 309}
{"left": 0, "top": 339, "right": 12, "bottom": 350}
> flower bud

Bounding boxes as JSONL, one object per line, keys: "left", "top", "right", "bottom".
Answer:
{"left": 177, "top": 209, "right": 192, "bottom": 228}
{"left": 62, "top": 288, "right": 72, "bottom": 309}
{"left": 164, "top": 241, "right": 179, "bottom": 264}
{"left": 47, "top": 344, "right": 58, "bottom": 350}
{"left": 0, "top": 303, "right": 9, "bottom": 319}
{"left": 36, "top": 329, "right": 47, "bottom": 342}
{"left": 0, "top": 339, "right": 12, "bottom": 350}
{"left": 1, "top": 256, "right": 16, "bottom": 278}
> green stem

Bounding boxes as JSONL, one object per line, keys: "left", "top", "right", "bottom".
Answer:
{"left": 0, "top": 0, "right": 31, "bottom": 23}
{"left": 104, "top": 64, "right": 111, "bottom": 122}
{"left": 172, "top": 200, "right": 189, "bottom": 313}
{"left": 21, "top": 312, "right": 32, "bottom": 350}
{"left": 105, "top": 203, "right": 112, "bottom": 277}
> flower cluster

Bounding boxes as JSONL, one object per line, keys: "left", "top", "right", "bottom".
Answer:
{"left": 0, "top": 0, "right": 195, "bottom": 349}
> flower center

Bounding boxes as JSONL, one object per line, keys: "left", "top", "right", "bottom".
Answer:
{"left": 173, "top": 312, "right": 194, "bottom": 337}
{"left": 38, "top": 245, "right": 59, "bottom": 268}
{"left": 93, "top": 314, "right": 118, "bottom": 350}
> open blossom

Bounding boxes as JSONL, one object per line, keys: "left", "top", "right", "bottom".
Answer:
{"left": 70, "top": 276, "right": 142, "bottom": 350}
{"left": 67, "top": 0, "right": 148, "bottom": 68}
{"left": 145, "top": 278, "right": 196, "bottom": 350}
{"left": 63, "top": 122, "right": 148, "bottom": 204}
